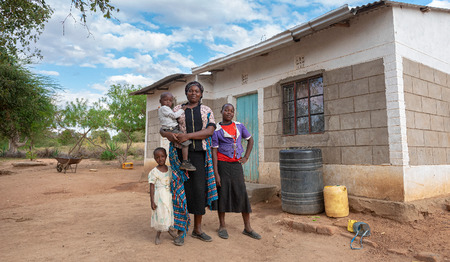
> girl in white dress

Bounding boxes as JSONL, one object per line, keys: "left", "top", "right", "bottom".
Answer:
{"left": 149, "top": 147, "right": 176, "bottom": 245}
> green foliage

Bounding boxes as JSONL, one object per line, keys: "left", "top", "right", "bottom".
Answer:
{"left": 32, "top": 130, "right": 59, "bottom": 148}
{"left": 131, "top": 130, "right": 145, "bottom": 142}
{"left": 0, "top": 51, "right": 58, "bottom": 153}
{"left": 100, "top": 141, "right": 119, "bottom": 160}
{"left": 60, "top": 98, "right": 109, "bottom": 131}
{"left": 0, "top": 0, "right": 52, "bottom": 60}
{"left": 100, "top": 150, "right": 114, "bottom": 160}
{"left": 58, "top": 129, "right": 79, "bottom": 146}
{"left": 112, "top": 132, "right": 127, "bottom": 143}
{"left": 0, "top": 144, "right": 7, "bottom": 157}
{"left": 90, "top": 130, "right": 110, "bottom": 144}
{"left": 26, "top": 150, "right": 37, "bottom": 161}
{"left": 71, "top": 0, "right": 119, "bottom": 23}
{"left": 51, "top": 148, "right": 60, "bottom": 157}
{"left": 0, "top": 0, "right": 118, "bottom": 61}
{"left": 106, "top": 84, "right": 146, "bottom": 134}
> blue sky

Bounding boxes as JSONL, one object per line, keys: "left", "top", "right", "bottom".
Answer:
{"left": 30, "top": 0, "right": 450, "bottom": 107}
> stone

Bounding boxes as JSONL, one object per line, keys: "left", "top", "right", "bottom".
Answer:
{"left": 388, "top": 248, "right": 409, "bottom": 256}
{"left": 414, "top": 252, "right": 441, "bottom": 262}
{"left": 316, "top": 225, "right": 338, "bottom": 235}
{"left": 11, "top": 161, "right": 47, "bottom": 167}
{"left": 303, "top": 223, "right": 317, "bottom": 233}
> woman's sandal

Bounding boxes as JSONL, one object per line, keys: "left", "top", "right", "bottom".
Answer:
{"left": 173, "top": 235, "right": 184, "bottom": 246}
{"left": 242, "top": 229, "right": 261, "bottom": 240}
{"left": 191, "top": 231, "right": 212, "bottom": 242}
{"left": 218, "top": 229, "right": 229, "bottom": 239}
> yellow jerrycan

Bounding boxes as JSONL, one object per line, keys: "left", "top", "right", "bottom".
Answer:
{"left": 323, "top": 185, "right": 349, "bottom": 217}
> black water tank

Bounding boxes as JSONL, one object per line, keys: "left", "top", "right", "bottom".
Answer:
{"left": 279, "top": 148, "right": 324, "bottom": 214}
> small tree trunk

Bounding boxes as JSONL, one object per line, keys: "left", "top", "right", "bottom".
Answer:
{"left": 8, "top": 132, "right": 28, "bottom": 154}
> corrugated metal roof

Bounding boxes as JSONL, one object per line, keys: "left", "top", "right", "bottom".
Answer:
{"left": 192, "top": 1, "right": 449, "bottom": 74}
{"left": 130, "top": 73, "right": 190, "bottom": 95}
{"left": 352, "top": 1, "right": 450, "bottom": 14}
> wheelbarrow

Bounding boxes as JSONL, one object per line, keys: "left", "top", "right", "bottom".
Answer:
{"left": 55, "top": 157, "right": 82, "bottom": 174}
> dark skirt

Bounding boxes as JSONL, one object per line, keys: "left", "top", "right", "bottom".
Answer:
{"left": 216, "top": 161, "right": 252, "bottom": 213}
{"left": 177, "top": 149, "right": 207, "bottom": 215}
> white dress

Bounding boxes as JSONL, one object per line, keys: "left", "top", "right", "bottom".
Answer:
{"left": 148, "top": 167, "right": 174, "bottom": 231}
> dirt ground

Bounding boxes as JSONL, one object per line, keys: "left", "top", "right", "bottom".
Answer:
{"left": 0, "top": 158, "right": 448, "bottom": 262}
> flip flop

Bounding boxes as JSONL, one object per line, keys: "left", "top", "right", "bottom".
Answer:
{"left": 218, "top": 229, "right": 229, "bottom": 239}
{"left": 242, "top": 229, "right": 261, "bottom": 240}
{"left": 191, "top": 231, "right": 212, "bottom": 242}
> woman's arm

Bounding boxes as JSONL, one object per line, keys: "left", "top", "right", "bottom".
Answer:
{"left": 239, "top": 137, "right": 254, "bottom": 164}
{"left": 176, "top": 125, "right": 215, "bottom": 143}
{"left": 212, "top": 148, "right": 221, "bottom": 187}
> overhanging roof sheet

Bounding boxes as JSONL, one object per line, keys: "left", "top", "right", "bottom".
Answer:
{"left": 130, "top": 73, "right": 190, "bottom": 95}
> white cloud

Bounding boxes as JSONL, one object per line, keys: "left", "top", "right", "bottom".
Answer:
{"left": 80, "top": 63, "right": 97, "bottom": 68}
{"left": 36, "top": 70, "right": 60, "bottom": 76}
{"left": 105, "top": 74, "right": 155, "bottom": 88}
{"left": 55, "top": 89, "right": 104, "bottom": 108}
{"left": 91, "top": 83, "right": 109, "bottom": 92}
{"left": 114, "top": 0, "right": 269, "bottom": 27}
{"left": 428, "top": 0, "right": 450, "bottom": 8}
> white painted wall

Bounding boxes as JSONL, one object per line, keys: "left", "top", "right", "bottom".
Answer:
{"left": 394, "top": 7, "right": 450, "bottom": 74}
{"left": 392, "top": 6, "right": 450, "bottom": 200}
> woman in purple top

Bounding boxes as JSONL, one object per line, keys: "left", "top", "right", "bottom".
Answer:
{"left": 212, "top": 103, "right": 261, "bottom": 240}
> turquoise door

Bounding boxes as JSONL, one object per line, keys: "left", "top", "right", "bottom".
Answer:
{"left": 236, "top": 94, "right": 259, "bottom": 182}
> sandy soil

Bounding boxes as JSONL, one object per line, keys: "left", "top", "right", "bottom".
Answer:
{"left": 0, "top": 158, "right": 448, "bottom": 262}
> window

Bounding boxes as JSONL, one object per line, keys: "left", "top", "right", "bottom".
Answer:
{"left": 282, "top": 75, "right": 324, "bottom": 135}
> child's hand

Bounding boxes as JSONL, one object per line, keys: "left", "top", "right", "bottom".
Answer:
{"left": 151, "top": 201, "right": 157, "bottom": 210}
{"left": 181, "top": 105, "right": 186, "bottom": 111}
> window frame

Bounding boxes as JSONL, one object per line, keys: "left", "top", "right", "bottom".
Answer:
{"left": 281, "top": 74, "right": 324, "bottom": 136}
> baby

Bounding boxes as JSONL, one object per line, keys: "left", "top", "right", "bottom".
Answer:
{"left": 158, "top": 92, "right": 196, "bottom": 171}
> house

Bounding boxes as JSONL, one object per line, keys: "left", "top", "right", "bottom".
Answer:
{"left": 132, "top": 1, "right": 450, "bottom": 206}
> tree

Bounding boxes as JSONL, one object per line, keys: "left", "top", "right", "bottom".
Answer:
{"left": 59, "top": 98, "right": 109, "bottom": 156}
{"left": 90, "top": 130, "right": 111, "bottom": 144}
{"left": 0, "top": 49, "right": 58, "bottom": 154}
{"left": 105, "top": 84, "right": 146, "bottom": 164}
{"left": 58, "top": 129, "right": 79, "bottom": 146}
{"left": 0, "top": 0, "right": 118, "bottom": 60}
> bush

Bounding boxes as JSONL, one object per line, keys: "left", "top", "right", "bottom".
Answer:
{"left": 0, "top": 143, "right": 7, "bottom": 157}
{"left": 100, "top": 150, "right": 116, "bottom": 160}
{"left": 58, "top": 129, "right": 78, "bottom": 146}
{"left": 90, "top": 130, "right": 111, "bottom": 144}
{"left": 26, "top": 150, "right": 37, "bottom": 161}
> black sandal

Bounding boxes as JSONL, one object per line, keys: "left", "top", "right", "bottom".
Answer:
{"left": 242, "top": 229, "right": 261, "bottom": 240}
{"left": 191, "top": 231, "right": 212, "bottom": 242}
{"left": 218, "top": 229, "right": 229, "bottom": 239}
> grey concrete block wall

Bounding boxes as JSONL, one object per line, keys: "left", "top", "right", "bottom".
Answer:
{"left": 403, "top": 58, "right": 450, "bottom": 165}
{"left": 263, "top": 58, "right": 389, "bottom": 165}
{"left": 146, "top": 109, "right": 160, "bottom": 155}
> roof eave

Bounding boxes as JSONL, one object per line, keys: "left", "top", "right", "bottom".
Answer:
{"left": 130, "top": 73, "right": 190, "bottom": 95}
